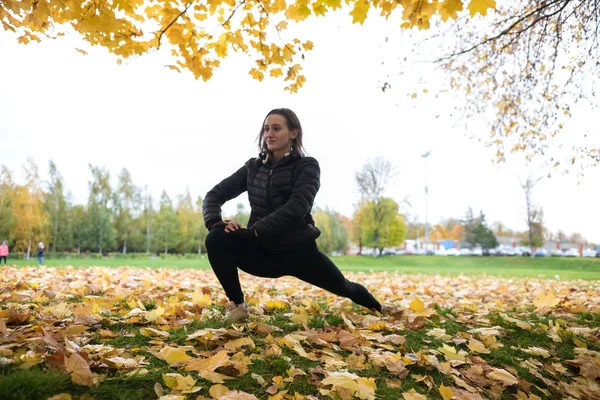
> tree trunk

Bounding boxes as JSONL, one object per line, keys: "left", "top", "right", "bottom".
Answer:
{"left": 122, "top": 238, "right": 127, "bottom": 254}
{"left": 26, "top": 237, "right": 31, "bottom": 259}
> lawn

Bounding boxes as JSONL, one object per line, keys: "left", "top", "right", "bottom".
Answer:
{"left": 0, "top": 262, "right": 599, "bottom": 400}
{"left": 5, "top": 255, "right": 600, "bottom": 280}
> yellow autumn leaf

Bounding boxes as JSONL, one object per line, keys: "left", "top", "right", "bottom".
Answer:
{"left": 163, "top": 373, "right": 197, "bottom": 391}
{"left": 439, "top": 384, "right": 453, "bottom": 400}
{"left": 350, "top": 0, "right": 370, "bottom": 24}
{"left": 291, "top": 308, "right": 309, "bottom": 325}
{"left": 356, "top": 377, "right": 377, "bottom": 400}
{"left": 140, "top": 327, "right": 170, "bottom": 339}
{"left": 488, "top": 368, "right": 519, "bottom": 386}
{"left": 157, "top": 347, "right": 192, "bottom": 364}
{"left": 266, "top": 300, "right": 288, "bottom": 310}
{"left": 439, "top": 344, "right": 467, "bottom": 361}
{"left": 409, "top": 297, "right": 434, "bottom": 317}
{"left": 322, "top": 371, "right": 360, "bottom": 393}
{"left": 144, "top": 306, "right": 165, "bottom": 322}
{"left": 522, "top": 346, "right": 551, "bottom": 358}
{"left": 192, "top": 292, "right": 212, "bottom": 307}
{"left": 165, "top": 65, "right": 180, "bottom": 73}
{"left": 467, "top": 0, "right": 496, "bottom": 17}
{"left": 402, "top": 388, "right": 427, "bottom": 400}
{"left": 224, "top": 337, "right": 255, "bottom": 350}
{"left": 65, "top": 353, "right": 94, "bottom": 386}
{"left": 302, "top": 41, "right": 314, "bottom": 51}
{"left": 47, "top": 302, "right": 72, "bottom": 318}
{"left": 533, "top": 290, "right": 560, "bottom": 309}
{"left": 75, "top": 48, "right": 88, "bottom": 56}
{"left": 468, "top": 339, "right": 491, "bottom": 354}
{"left": 438, "top": 0, "right": 463, "bottom": 21}
{"left": 219, "top": 390, "right": 259, "bottom": 399}
{"left": 209, "top": 384, "right": 230, "bottom": 398}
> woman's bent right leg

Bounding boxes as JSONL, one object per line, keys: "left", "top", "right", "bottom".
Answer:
{"left": 205, "top": 229, "right": 281, "bottom": 305}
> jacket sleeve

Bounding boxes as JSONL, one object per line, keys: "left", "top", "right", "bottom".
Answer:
{"left": 253, "top": 157, "right": 320, "bottom": 236}
{"left": 202, "top": 163, "right": 248, "bottom": 228}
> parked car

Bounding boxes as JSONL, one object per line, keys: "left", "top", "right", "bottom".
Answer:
{"left": 582, "top": 249, "right": 597, "bottom": 257}
{"left": 383, "top": 249, "right": 397, "bottom": 256}
{"left": 471, "top": 247, "right": 483, "bottom": 256}
{"left": 596, "top": 250, "right": 600, "bottom": 258}
{"left": 459, "top": 248, "right": 473, "bottom": 256}
{"left": 516, "top": 247, "right": 532, "bottom": 257}
{"left": 534, "top": 248, "right": 549, "bottom": 257}
{"left": 550, "top": 249, "right": 564, "bottom": 257}
{"left": 563, "top": 248, "right": 579, "bottom": 257}
{"left": 445, "top": 248, "right": 460, "bottom": 256}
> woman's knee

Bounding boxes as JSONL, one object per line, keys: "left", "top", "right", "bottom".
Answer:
{"left": 205, "top": 228, "right": 229, "bottom": 251}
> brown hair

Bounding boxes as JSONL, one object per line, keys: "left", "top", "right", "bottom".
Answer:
{"left": 256, "top": 108, "right": 306, "bottom": 156}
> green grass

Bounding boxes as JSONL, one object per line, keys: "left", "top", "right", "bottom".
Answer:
{"left": 6, "top": 254, "right": 600, "bottom": 279}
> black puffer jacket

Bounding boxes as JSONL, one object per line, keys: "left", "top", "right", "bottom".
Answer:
{"left": 203, "top": 152, "right": 321, "bottom": 252}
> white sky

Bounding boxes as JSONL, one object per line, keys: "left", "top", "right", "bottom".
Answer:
{"left": 0, "top": 10, "right": 598, "bottom": 243}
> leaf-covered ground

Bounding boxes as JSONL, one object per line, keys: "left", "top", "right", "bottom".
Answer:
{"left": 1, "top": 266, "right": 599, "bottom": 400}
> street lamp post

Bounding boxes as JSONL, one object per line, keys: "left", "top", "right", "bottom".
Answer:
{"left": 422, "top": 151, "right": 431, "bottom": 254}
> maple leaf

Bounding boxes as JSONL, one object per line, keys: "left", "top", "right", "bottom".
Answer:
{"left": 163, "top": 373, "right": 197, "bottom": 391}
{"left": 438, "top": 0, "right": 463, "bottom": 21}
{"left": 157, "top": 346, "right": 192, "bottom": 364}
{"left": 467, "top": 0, "right": 496, "bottom": 17}
{"left": 533, "top": 290, "right": 560, "bottom": 310}
{"left": 468, "top": 339, "right": 491, "bottom": 354}
{"left": 487, "top": 368, "right": 519, "bottom": 386}
{"left": 350, "top": 1, "right": 370, "bottom": 24}
{"left": 65, "top": 353, "right": 94, "bottom": 386}
{"left": 209, "top": 383, "right": 230, "bottom": 398}
{"left": 219, "top": 390, "right": 259, "bottom": 399}
{"left": 144, "top": 305, "right": 165, "bottom": 322}
{"left": 409, "top": 297, "right": 434, "bottom": 317}
{"left": 439, "top": 384, "right": 453, "bottom": 400}
{"left": 402, "top": 388, "right": 427, "bottom": 400}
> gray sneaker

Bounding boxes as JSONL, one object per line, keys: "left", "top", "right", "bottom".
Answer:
{"left": 225, "top": 302, "right": 249, "bottom": 323}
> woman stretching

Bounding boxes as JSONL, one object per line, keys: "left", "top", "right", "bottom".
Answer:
{"left": 203, "top": 108, "right": 382, "bottom": 322}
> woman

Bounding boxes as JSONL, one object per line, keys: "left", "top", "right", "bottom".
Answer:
{"left": 0, "top": 241, "right": 8, "bottom": 265}
{"left": 203, "top": 108, "right": 381, "bottom": 322}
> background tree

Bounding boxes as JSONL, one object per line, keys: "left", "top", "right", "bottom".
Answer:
{"left": 194, "top": 196, "right": 209, "bottom": 254}
{"left": 70, "top": 205, "right": 87, "bottom": 255}
{"left": 521, "top": 176, "right": 545, "bottom": 251}
{"left": 3, "top": 0, "right": 495, "bottom": 93}
{"left": 432, "top": 0, "right": 600, "bottom": 170}
{"left": 44, "top": 160, "right": 71, "bottom": 251}
{"left": 113, "top": 168, "right": 139, "bottom": 254}
{"left": 176, "top": 189, "right": 199, "bottom": 254}
{"left": 314, "top": 207, "right": 349, "bottom": 255}
{"left": 155, "top": 191, "right": 179, "bottom": 254}
{"left": 141, "top": 188, "right": 155, "bottom": 254}
{"left": 13, "top": 159, "right": 49, "bottom": 258}
{"left": 462, "top": 208, "right": 498, "bottom": 249}
{"left": 355, "top": 198, "right": 406, "bottom": 256}
{"left": 354, "top": 157, "right": 403, "bottom": 253}
{"left": 0, "top": 166, "right": 16, "bottom": 247}
{"left": 87, "top": 165, "right": 115, "bottom": 254}
{"left": 228, "top": 203, "right": 251, "bottom": 228}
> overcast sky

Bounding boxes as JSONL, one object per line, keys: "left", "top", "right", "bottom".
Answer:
{"left": 0, "top": 10, "right": 598, "bottom": 243}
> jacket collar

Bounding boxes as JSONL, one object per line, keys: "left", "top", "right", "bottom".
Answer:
{"left": 259, "top": 151, "right": 300, "bottom": 167}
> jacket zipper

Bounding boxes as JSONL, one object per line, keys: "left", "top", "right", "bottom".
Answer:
{"left": 266, "top": 168, "right": 274, "bottom": 211}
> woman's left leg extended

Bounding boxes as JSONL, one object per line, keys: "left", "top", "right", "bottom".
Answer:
{"left": 284, "top": 243, "right": 382, "bottom": 311}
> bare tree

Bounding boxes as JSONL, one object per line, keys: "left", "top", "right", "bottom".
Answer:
{"left": 521, "top": 176, "right": 545, "bottom": 256}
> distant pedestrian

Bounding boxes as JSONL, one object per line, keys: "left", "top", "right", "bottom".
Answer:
{"left": 0, "top": 241, "right": 8, "bottom": 265}
{"left": 37, "top": 242, "right": 45, "bottom": 265}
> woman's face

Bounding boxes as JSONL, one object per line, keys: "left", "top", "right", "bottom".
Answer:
{"left": 263, "top": 114, "right": 297, "bottom": 153}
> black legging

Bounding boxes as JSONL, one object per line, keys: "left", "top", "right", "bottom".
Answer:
{"left": 0, "top": 256, "right": 6, "bottom": 265}
{"left": 205, "top": 228, "right": 382, "bottom": 311}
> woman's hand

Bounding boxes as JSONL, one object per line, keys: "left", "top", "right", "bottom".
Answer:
{"left": 223, "top": 219, "right": 242, "bottom": 233}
